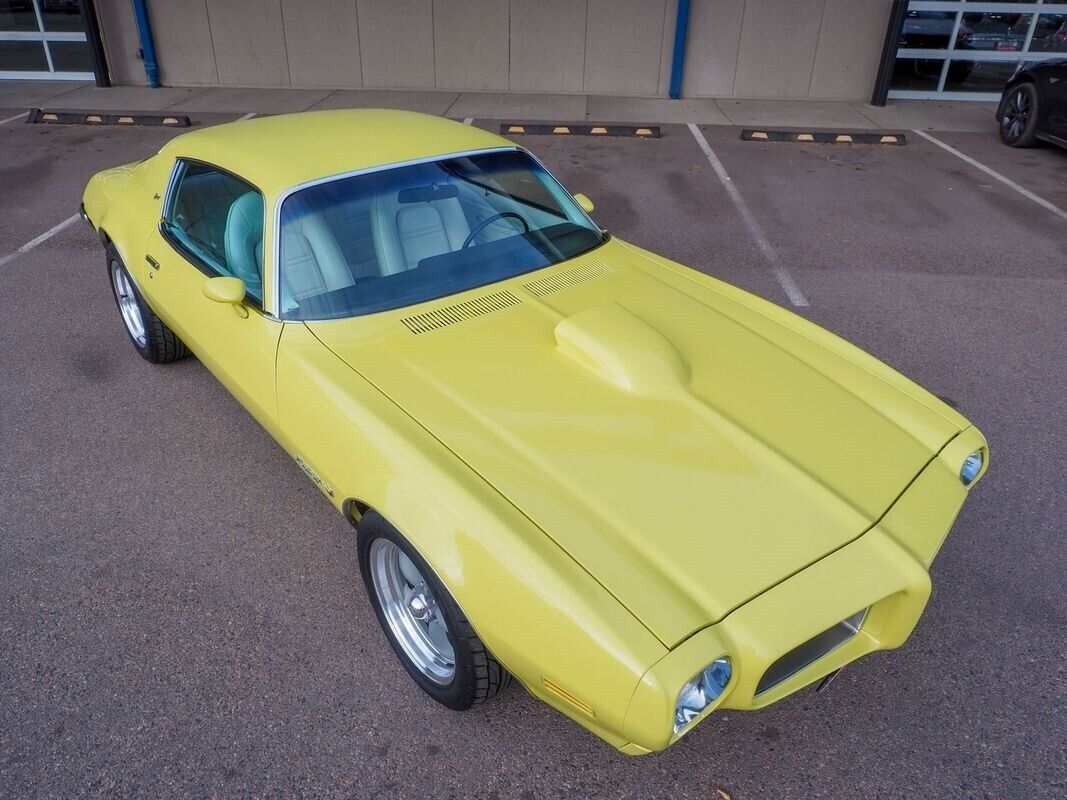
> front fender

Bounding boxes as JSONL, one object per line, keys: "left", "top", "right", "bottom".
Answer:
{"left": 275, "top": 323, "right": 667, "bottom": 750}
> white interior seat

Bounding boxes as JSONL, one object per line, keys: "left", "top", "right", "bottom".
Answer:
{"left": 279, "top": 205, "right": 354, "bottom": 310}
{"left": 370, "top": 190, "right": 471, "bottom": 275}
{"left": 223, "top": 191, "right": 265, "bottom": 299}
{"left": 322, "top": 196, "right": 379, "bottom": 279}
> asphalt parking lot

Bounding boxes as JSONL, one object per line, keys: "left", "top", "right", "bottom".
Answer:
{"left": 1, "top": 109, "right": 1065, "bottom": 799}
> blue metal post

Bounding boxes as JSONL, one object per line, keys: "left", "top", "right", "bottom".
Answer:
{"left": 131, "top": 0, "right": 160, "bottom": 88}
{"left": 665, "top": 0, "right": 691, "bottom": 99}
{"left": 668, "top": 0, "right": 692, "bottom": 99}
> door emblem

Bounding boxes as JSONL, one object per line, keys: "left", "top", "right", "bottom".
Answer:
{"left": 295, "top": 456, "right": 334, "bottom": 497}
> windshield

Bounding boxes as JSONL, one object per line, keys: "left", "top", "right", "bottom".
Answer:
{"left": 276, "top": 149, "right": 605, "bottom": 320}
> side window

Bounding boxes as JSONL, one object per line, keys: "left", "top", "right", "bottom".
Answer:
{"left": 164, "top": 161, "right": 265, "bottom": 304}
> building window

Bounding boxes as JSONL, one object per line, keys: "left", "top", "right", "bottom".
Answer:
{"left": 890, "top": 0, "right": 1067, "bottom": 100}
{"left": 0, "top": 0, "right": 94, "bottom": 81}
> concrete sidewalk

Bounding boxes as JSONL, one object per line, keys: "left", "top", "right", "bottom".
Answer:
{"left": 0, "top": 81, "right": 1000, "bottom": 132}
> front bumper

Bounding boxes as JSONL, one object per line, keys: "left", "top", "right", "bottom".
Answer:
{"left": 618, "top": 425, "right": 987, "bottom": 754}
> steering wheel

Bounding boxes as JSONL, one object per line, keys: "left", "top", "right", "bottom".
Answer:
{"left": 462, "top": 212, "right": 529, "bottom": 249}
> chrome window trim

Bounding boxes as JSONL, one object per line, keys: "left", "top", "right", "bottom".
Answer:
{"left": 159, "top": 158, "right": 183, "bottom": 223}
{"left": 520, "top": 147, "right": 603, "bottom": 233}
{"left": 270, "top": 144, "right": 602, "bottom": 320}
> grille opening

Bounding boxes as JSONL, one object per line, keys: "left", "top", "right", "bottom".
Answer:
{"left": 755, "top": 608, "right": 867, "bottom": 696}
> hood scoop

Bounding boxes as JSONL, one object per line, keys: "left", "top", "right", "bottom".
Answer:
{"left": 554, "top": 303, "right": 689, "bottom": 397}
{"left": 401, "top": 289, "right": 521, "bottom": 334}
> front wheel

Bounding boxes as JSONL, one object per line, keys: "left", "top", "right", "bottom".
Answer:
{"left": 357, "top": 511, "right": 512, "bottom": 709}
{"left": 999, "top": 83, "right": 1039, "bottom": 147}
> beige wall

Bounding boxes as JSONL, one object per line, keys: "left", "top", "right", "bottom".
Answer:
{"left": 684, "top": 0, "right": 893, "bottom": 99}
{"left": 96, "top": 0, "right": 891, "bottom": 101}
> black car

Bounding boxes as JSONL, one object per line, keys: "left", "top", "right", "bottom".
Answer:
{"left": 997, "top": 60, "right": 1067, "bottom": 148}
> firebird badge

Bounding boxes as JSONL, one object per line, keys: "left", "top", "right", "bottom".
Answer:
{"left": 295, "top": 456, "right": 333, "bottom": 497}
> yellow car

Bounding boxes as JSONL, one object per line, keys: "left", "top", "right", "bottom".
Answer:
{"left": 82, "top": 110, "right": 987, "bottom": 755}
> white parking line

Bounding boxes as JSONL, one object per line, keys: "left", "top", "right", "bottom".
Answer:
{"left": 913, "top": 128, "right": 1067, "bottom": 223}
{"left": 0, "top": 214, "right": 80, "bottom": 269}
{"left": 687, "top": 123, "right": 809, "bottom": 307}
{"left": 462, "top": 118, "right": 474, "bottom": 125}
{"left": 0, "top": 111, "right": 28, "bottom": 125}
{"left": 237, "top": 112, "right": 256, "bottom": 121}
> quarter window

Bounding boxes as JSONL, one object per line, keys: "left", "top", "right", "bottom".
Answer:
{"left": 164, "top": 161, "right": 265, "bottom": 304}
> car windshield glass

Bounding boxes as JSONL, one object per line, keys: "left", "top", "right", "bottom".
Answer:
{"left": 276, "top": 149, "right": 606, "bottom": 320}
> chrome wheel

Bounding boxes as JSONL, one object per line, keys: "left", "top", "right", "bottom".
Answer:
{"left": 369, "top": 538, "right": 455, "bottom": 685}
{"left": 1002, "top": 88, "right": 1032, "bottom": 141}
{"left": 110, "top": 261, "right": 146, "bottom": 347}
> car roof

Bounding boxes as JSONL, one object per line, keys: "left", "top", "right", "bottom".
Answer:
{"left": 158, "top": 109, "right": 515, "bottom": 197}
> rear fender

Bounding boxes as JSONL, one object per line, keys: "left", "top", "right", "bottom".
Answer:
{"left": 83, "top": 155, "right": 170, "bottom": 272}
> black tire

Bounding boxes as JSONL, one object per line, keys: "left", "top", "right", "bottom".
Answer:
{"left": 357, "top": 511, "right": 512, "bottom": 710}
{"left": 106, "top": 246, "right": 189, "bottom": 363}
{"left": 999, "top": 82, "right": 1040, "bottom": 148}
{"left": 946, "top": 61, "right": 973, "bottom": 85}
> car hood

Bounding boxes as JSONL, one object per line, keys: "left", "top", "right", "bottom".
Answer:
{"left": 308, "top": 240, "right": 963, "bottom": 647}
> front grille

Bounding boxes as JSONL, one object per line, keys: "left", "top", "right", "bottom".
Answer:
{"left": 756, "top": 609, "right": 867, "bottom": 696}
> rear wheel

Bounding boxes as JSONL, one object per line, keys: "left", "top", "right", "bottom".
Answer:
{"left": 357, "top": 511, "right": 511, "bottom": 709}
{"left": 107, "top": 247, "right": 188, "bottom": 363}
{"left": 999, "top": 82, "right": 1040, "bottom": 147}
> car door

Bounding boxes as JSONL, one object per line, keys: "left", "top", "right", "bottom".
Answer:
{"left": 1042, "top": 62, "right": 1067, "bottom": 137}
{"left": 142, "top": 158, "right": 282, "bottom": 428}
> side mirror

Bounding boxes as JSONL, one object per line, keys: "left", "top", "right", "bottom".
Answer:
{"left": 203, "top": 276, "right": 246, "bottom": 305}
{"left": 574, "top": 192, "right": 595, "bottom": 214}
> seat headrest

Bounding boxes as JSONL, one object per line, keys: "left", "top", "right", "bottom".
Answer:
{"left": 224, "top": 192, "right": 264, "bottom": 299}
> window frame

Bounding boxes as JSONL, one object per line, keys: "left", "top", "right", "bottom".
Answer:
{"left": 888, "top": 1, "right": 1067, "bottom": 101}
{"left": 159, "top": 157, "right": 268, "bottom": 311}
{"left": 270, "top": 145, "right": 605, "bottom": 321}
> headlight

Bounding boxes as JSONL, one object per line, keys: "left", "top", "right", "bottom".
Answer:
{"left": 674, "top": 656, "right": 732, "bottom": 733}
{"left": 960, "top": 450, "right": 984, "bottom": 486}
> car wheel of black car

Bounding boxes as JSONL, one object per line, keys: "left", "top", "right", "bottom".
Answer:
{"left": 357, "top": 510, "right": 512, "bottom": 710}
{"left": 107, "top": 247, "right": 189, "bottom": 363}
{"left": 999, "top": 82, "right": 1040, "bottom": 147}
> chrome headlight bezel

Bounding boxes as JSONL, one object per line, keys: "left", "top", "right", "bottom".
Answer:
{"left": 673, "top": 656, "right": 732, "bottom": 734}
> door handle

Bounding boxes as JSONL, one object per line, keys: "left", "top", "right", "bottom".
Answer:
{"left": 146, "top": 255, "right": 160, "bottom": 270}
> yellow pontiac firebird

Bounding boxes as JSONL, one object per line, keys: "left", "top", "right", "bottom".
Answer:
{"left": 82, "top": 110, "right": 987, "bottom": 754}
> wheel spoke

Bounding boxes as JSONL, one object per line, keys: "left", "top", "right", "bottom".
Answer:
{"left": 370, "top": 539, "right": 456, "bottom": 685}
{"left": 111, "top": 262, "right": 146, "bottom": 346}
{"left": 426, "top": 617, "right": 455, "bottom": 661}
{"left": 396, "top": 551, "right": 423, "bottom": 587}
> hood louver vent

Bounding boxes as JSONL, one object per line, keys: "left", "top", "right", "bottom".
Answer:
{"left": 523, "top": 260, "right": 614, "bottom": 298}
{"left": 401, "top": 290, "right": 521, "bottom": 334}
